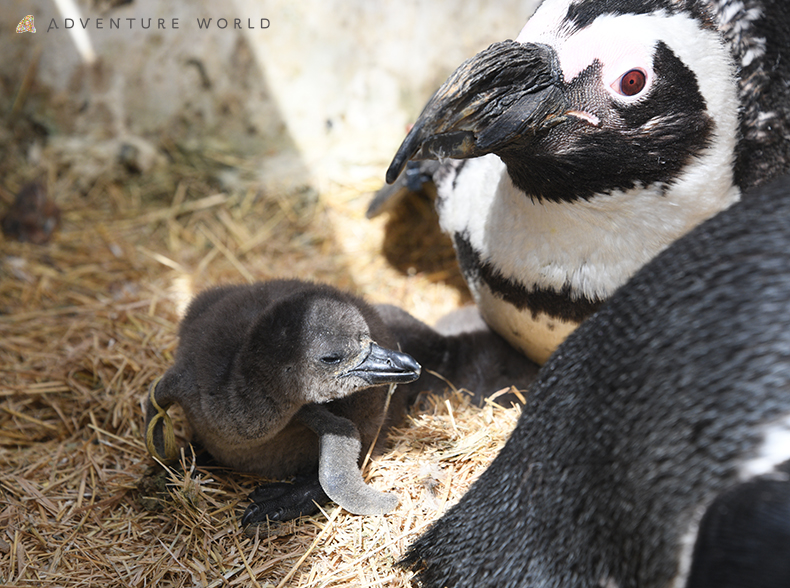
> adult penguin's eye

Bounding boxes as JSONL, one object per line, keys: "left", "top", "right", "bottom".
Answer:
{"left": 613, "top": 68, "right": 647, "bottom": 97}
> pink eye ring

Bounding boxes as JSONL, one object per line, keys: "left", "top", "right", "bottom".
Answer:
{"left": 614, "top": 68, "right": 647, "bottom": 97}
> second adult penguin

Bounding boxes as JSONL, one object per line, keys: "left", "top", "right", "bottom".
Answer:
{"left": 403, "top": 174, "right": 790, "bottom": 587}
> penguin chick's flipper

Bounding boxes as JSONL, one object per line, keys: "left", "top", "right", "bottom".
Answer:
{"left": 298, "top": 403, "right": 398, "bottom": 515}
{"left": 686, "top": 472, "right": 790, "bottom": 588}
{"left": 241, "top": 473, "right": 328, "bottom": 526}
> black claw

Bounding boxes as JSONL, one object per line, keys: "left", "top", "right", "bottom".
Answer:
{"left": 240, "top": 503, "right": 260, "bottom": 527}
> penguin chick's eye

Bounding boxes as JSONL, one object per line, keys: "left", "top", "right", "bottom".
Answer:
{"left": 612, "top": 68, "right": 647, "bottom": 97}
{"left": 320, "top": 353, "right": 344, "bottom": 365}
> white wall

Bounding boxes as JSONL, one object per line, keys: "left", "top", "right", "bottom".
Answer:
{"left": 4, "top": 0, "right": 542, "bottom": 188}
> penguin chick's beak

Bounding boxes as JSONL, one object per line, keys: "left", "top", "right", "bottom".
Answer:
{"left": 342, "top": 343, "right": 421, "bottom": 385}
{"left": 386, "top": 40, "right": 567, "bottom": 184}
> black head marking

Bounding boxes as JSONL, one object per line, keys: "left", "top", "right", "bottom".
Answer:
{"left": 500, "top": 41, "right": 714, "bottom": 203}
{"left": 565, "top": 0, "right": 713, "bottom": 32}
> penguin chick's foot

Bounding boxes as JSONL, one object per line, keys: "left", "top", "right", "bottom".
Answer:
{"left": 298, "top": 404, "right": 399, "bottom": 516}
{"left": 241, "top": 474, "right": 328, "bottom": 526}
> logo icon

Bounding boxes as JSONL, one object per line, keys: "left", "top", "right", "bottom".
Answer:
{"left": 16, "top": 15, "right": 36, "bottom": 33}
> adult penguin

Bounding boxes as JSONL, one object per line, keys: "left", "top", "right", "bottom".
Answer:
{"left": 375, "top": 0, "right": 790, "bottom": 364}
{"left": 402, "top": 174, "right": 790, "bottom": 587}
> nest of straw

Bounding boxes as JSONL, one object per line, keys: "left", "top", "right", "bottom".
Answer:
{"left": 0, "top": 125, "right": 523, "bottom": 587}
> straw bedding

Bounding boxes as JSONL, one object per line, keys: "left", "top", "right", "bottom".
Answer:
{"left": 0, "top": 131, "right": 524, "bottom": 587}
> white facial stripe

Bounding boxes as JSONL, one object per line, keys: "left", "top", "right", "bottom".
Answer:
{"left": 548, "top": 13, "right": 659, "bottom": 88}
{"left": 516, "top": 1, "right": 738, "bottom": 120}
{"left": 516, "top": 0, "right": 571, "bottom": 45}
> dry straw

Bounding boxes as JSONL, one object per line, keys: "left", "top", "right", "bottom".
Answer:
{"left": 1, "top": 134, "right": 524, "bottom": 586}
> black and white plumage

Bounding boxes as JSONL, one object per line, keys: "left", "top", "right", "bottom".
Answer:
{"left": 402, "top": 173, "right": 790, "bottom": 588}
{"left": 146, "top": 280, "right": 537, "bottom": 524}
{"left": 377, "top": 0, "right": 790, "bottom": 364}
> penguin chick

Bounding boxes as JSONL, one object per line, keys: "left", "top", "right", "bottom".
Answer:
{"left": 402, "top": 174, "right": 790, "bottom": 588}
{"left": 145, "top": 280, "right": 420, "bottom": 524}
{"left": 378, "top": 0, "right": 790, "bottom": 364}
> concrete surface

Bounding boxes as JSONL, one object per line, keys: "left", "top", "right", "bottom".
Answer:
{"left": 3, "top": 0, "right": 542, "bottom": 189}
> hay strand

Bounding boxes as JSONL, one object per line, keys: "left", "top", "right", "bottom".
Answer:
{"left": 0, "top": 132, "right": 522, "bottom": 586}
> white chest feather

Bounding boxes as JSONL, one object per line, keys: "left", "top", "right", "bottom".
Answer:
{"left": 436, "top": 153, "right": 740, "bottom": 362}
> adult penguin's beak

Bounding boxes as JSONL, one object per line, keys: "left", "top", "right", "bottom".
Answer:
{"left": 386, "top": 40, "right": 567, "bottom": 184}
